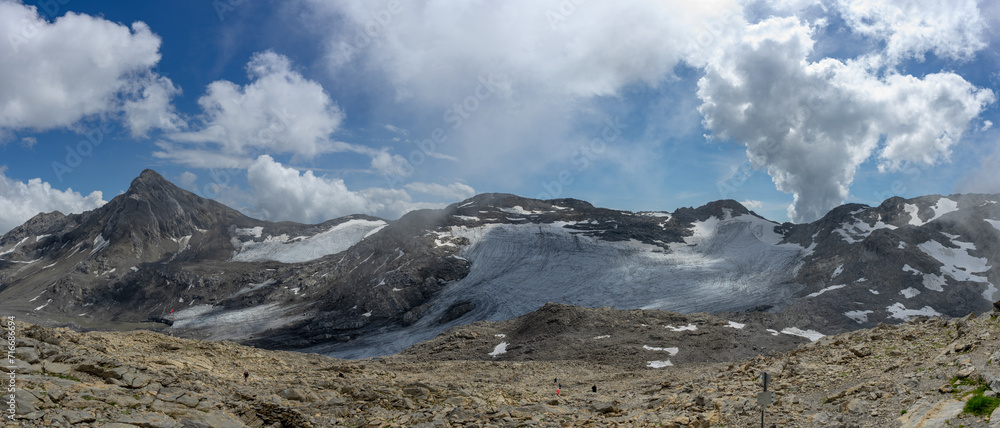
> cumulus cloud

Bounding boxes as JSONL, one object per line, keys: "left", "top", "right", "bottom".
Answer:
{"left": 177, "top": 171, "right": 198, "bottom": 190}
{"left": 834, "top": 0, "right": 987, "bottom": 63}
{"left": 697, "top": 16, "right": 994, "bottom": 222}
{"left": 404, "top": 182, "right": 476, "bottom": 201}
{"left": 123, "top": 74, "right": 186, "bottom": 137}
{"left": 0, "top": 169, "right": 105, "bottom": 234}
{"left": 0, "top": 2, "right": 176, "bottom": 134}
{"left": 162, "top": 51, "right": 376, "bottom": 166}
{"left": 243, "top": 155, "right": 443, "bottom": 223}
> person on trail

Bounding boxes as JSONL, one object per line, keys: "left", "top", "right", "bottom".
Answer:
{"left": 557, "top": 384, "right": 561, "bottom": 396}
{"left": 592, "top": 385, "right": 597, "bottom": 393}
{"left": 244, "top": 371, "right": 249, "bottom": 382}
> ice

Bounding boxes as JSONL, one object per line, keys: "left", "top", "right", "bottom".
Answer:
{"left": 171, "top": 235, "right": 192, "bottom": 253}
{"left": 313, "top": 212, "right": 805, "bottom": 358}
{"left": 844, "top": 310, "right": 873, "bottom": 324}
{"left": 641, "top": 212, "right": 671, "bottom": 219}
{"left": 130, "top": 266, "right": 139, "bottom": 272}
{"left": 983, "top": 283, "right": 999, "bottom": 301}
{"left": 41, "top": 263, "right": 56, "bottom": 269}
{"left": 987, "top": 219, "right": 1000, "bottom": 231}
{"left": 232, "top": 279, "right": 277, "bottom": 297}
{"left": 90, "top": 235, "right": 109, "bottom": 255}
{"left": 454, "top": 215, "right": 480, "bottom": 221}
{"left": 780, "top": 327, "right": 824, "bottom": 341}
{"left": 236, "top": 226, "right": 263, "bottom": 238}
{"left": 171, "top": 302, "right": 306, "bottom": 341}
{"left": 363, "top": 224, "right": 387, "bottom": 239}
{"left": 665, "top": 324, "right": 698, "bottom": 332}
{"left": 232, "top": 219, "right": 386, "bottom": 263}
{"left": 807, "top": 284, "right": 846, "bottom": 298}
{"left": 922, "top": 274, "right": 946, "bottom": 292}
{"left": 35, "top": 234, "right": 50, "bottom": 242}
{"left": 646, "top": 360, "right": 673, "bottom": 368}
{"left": 593, "top": 335, "right": 610, "bottom": 339}
{"left": 488, "top": 342, "right": 508, "bottom": 357}
{"left": 766, "top": 329, "right": 780, "bottom": 336}
{"left": 494, "top": 334, "right": 506, "bottom": 338}
{"left": 900, "top": 287, "right": 920, "bottom": 299}
{"left": 906, "top": 198, "right": 959, "bottom": 226}
{"left": 362, "top": 311, "right": 372, "bottom": 317}
{"left": 902, "top": 264, "right": 920, "bottom": 275}
{"left": 898, "top": 241, "right": 906, "bottom": 249}
{"left": 887, "top": 302, "right": 942, "bottom": 320}
{"left": 28, "top": 291, "right": 44, "bottom": 302}
{"left": 500, "top": 206, "right": 544, "bottom": 215}
{"left": 643, "top": 345, "right": 679, "bottom": 356}
{"left": 725, "top": 321, "right": 746, "bottom": 329}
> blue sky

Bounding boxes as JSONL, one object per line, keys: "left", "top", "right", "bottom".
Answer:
{"left": 0, "top": 0, "right": 998, "bottom": 233}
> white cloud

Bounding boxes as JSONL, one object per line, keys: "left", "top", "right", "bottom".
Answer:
{"left": 303, "top": 0, "right": 744, "bottom": 185}
{"left": 164, "top": 51, "right": 370, "bottom": 165}
{"left": 834, "top": 0, "right": 987, "bottom": 63}
{"left": 404, "top": 182, "right": 476, "bottom": 201}
{"left": 19, "top": 137, "right": 36, "bottom": 149}
{"left": 0, "top": 169, "right": 105, "bottom": 234}
{"left": 0, "top": 2, "right": 174, "bottom": 133}
{"left": 123, "top": 74, "right": 186, "bottom": 137}
{"left": 243, "top": 155, "right": 442, "bottom": 223}
{"left": 739, "top": 199, "right": 765, "bottom": 211}
{"left": 697, "top": 16, "right": 993, "bottom": 222}
{"left": 177, "top": 171, "right": 198, "bottom": 189}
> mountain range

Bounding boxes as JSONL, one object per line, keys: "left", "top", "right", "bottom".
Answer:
{"left": 1, "top": 170, "right": 997, "bottom": 358}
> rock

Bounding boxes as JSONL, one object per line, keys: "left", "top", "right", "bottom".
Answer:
{"left": 116, "top": 412, "right": 179, "bottom": 428}
{"left": 42, "top": 361, "right": 72, "bottom": 374}
{"left": 846, "top": 398, "right": 867, "bottom": 414}
{"left": 76, "top": 363, "right": 123, "bottom": 380}
{"left": 957, "top": 365, "right": 976, "bottom": 379}
{"left": 403, "top": 387, "right": 430, "bottom": 401}
{"left": 899, "top": 398, "right": 964, "bottom": 428}
{"left": 14, "top": 347, "right": 40, "bottom": 364}
{"left": 277, "top": 388, "right": 319, "bottom": 402}
{"left": 849, "top": 345, "right": 872, "bottom": 358}
{"left": 938, "top": 384, "right": 954, "bottom": 394}
{"left": 62, "top": 409, "right": 97, "bottom": 424}
{"left": 123, "top": 371, "right": 153, "bottom": 388}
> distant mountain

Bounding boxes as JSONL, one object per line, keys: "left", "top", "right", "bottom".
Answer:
{"left": 1, "top": 170, "right": 997, "bottom": 359}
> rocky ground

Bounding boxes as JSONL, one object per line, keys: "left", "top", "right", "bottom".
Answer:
{"left": 8, "top": 305, "right": 1000, "bottom": 427}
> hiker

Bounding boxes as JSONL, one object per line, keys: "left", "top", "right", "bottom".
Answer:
{"left": 557, "top": 384, "right": 561, "bottom": 396}
{"left": 244, "top": 371, "right": 249, "bottom": 382}
{"left": 592, "top": 385, "right": 597, "bottom": 393}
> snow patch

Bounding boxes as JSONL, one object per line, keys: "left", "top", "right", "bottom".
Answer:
{"left": 780, "top": 327, "right": 824, "bottom": 341}
{"left": 41, "top": 262, "right": 57, "bottom": 269}
{"left": 130, "top": 266, "right": 139, "bottom": 272}
{"left": 453, "top": 215, "right": 479, "bottom": 221}
{"left": 643, "top": 345, "right": 679, "bottom": 356}
{"left": 725, "top": 321, "right": 746, "bottom": 329}
{"left": 766, "top": 329, "right": 780, "bottom": 336}
{"left": 918, "top": 238, "right": 990, "bottom": 285}
{"left": 0, "top": 237, "right": 30, "bottom": 257}
{"left": 807, "top": 284, "right": 846, "bottom": 298}
{"left": 665, "top": 324, "right": 697, "bottom": 332}
{"left": 902, "top": 264, "right": 920, "bottom": 275}
{"left": 362, "top": 311, "right": 372, "bottom": 317}
{"left": 986, "top": 219, "right": 1000, "bottom": 231}
{"left": 844, "top": 310, "right": 873, "bottom": 324}
{"left": 488, "top": 342, "right": 508, "bottom": 357}
{"left": 832, "top": 265, "right": 844, "bottom": 279}
{"left": 494, "top": 334, "right": 506, "bottom": 338}
{"left": 90, "top": 235, "right": 109, "bottom": 255}
{"left": 34, "top": 298, "right": 52, "bottom": 311}
{"left": 869, "top": 289, "right": 879, "bottom": 295}
{"left": 646, "top": 360, "right": 673, "bottom": 368}
{"left": 593, "top": 335, "right": 611, "bottom": 340}
{"left": 887, "top": 302, "right": 942, "bottom": 320}
{"left": 232, "top": 219, "right": 386, "bottom": 263}
{"left": 900, "top": 287, "right": 920, "bottom": 299}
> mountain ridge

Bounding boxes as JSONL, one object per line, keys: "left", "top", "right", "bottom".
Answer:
{"left": 1, "top": 170, "right": 998, "bottom": 360}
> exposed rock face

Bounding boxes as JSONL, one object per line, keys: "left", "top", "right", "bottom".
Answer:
{"left": 8, "top": 304, "right": 1000, "bottom": 427}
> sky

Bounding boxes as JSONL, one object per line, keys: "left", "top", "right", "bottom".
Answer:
{"left": 0, "top": 0, "right": 999, "bottom": 234}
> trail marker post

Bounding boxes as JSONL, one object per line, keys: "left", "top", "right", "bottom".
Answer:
{"left": 757, "top": 372, "right": 772, "bottom": 428}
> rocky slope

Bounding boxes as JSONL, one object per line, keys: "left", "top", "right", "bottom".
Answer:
{"left": 9, "top": 304, "right": 1000, "bottom": 427}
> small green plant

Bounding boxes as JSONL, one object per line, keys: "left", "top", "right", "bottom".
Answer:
{"left": 901, "top": 409, "right": 907, "bottom": 415}
{"left": 963, "top": 395, "right": 1000, "bottom": 417}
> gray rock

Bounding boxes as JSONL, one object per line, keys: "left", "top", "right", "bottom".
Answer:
{"left": 14, "top": 347, "right": 40, "bottom": 364}
{"left": 62, "top": 409, "right": 97, "bottom": 424}
{"left": 42, "top": 361, "right": 72, "bottom": 374}
{"left": 116, "top": 412, "right": 179, "bottom": 428}
{"left": 123, "top": 371, "right": 154, "bottom": 388}
{"left": 76, "top": 363, "right": 123, "bottom": 380}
